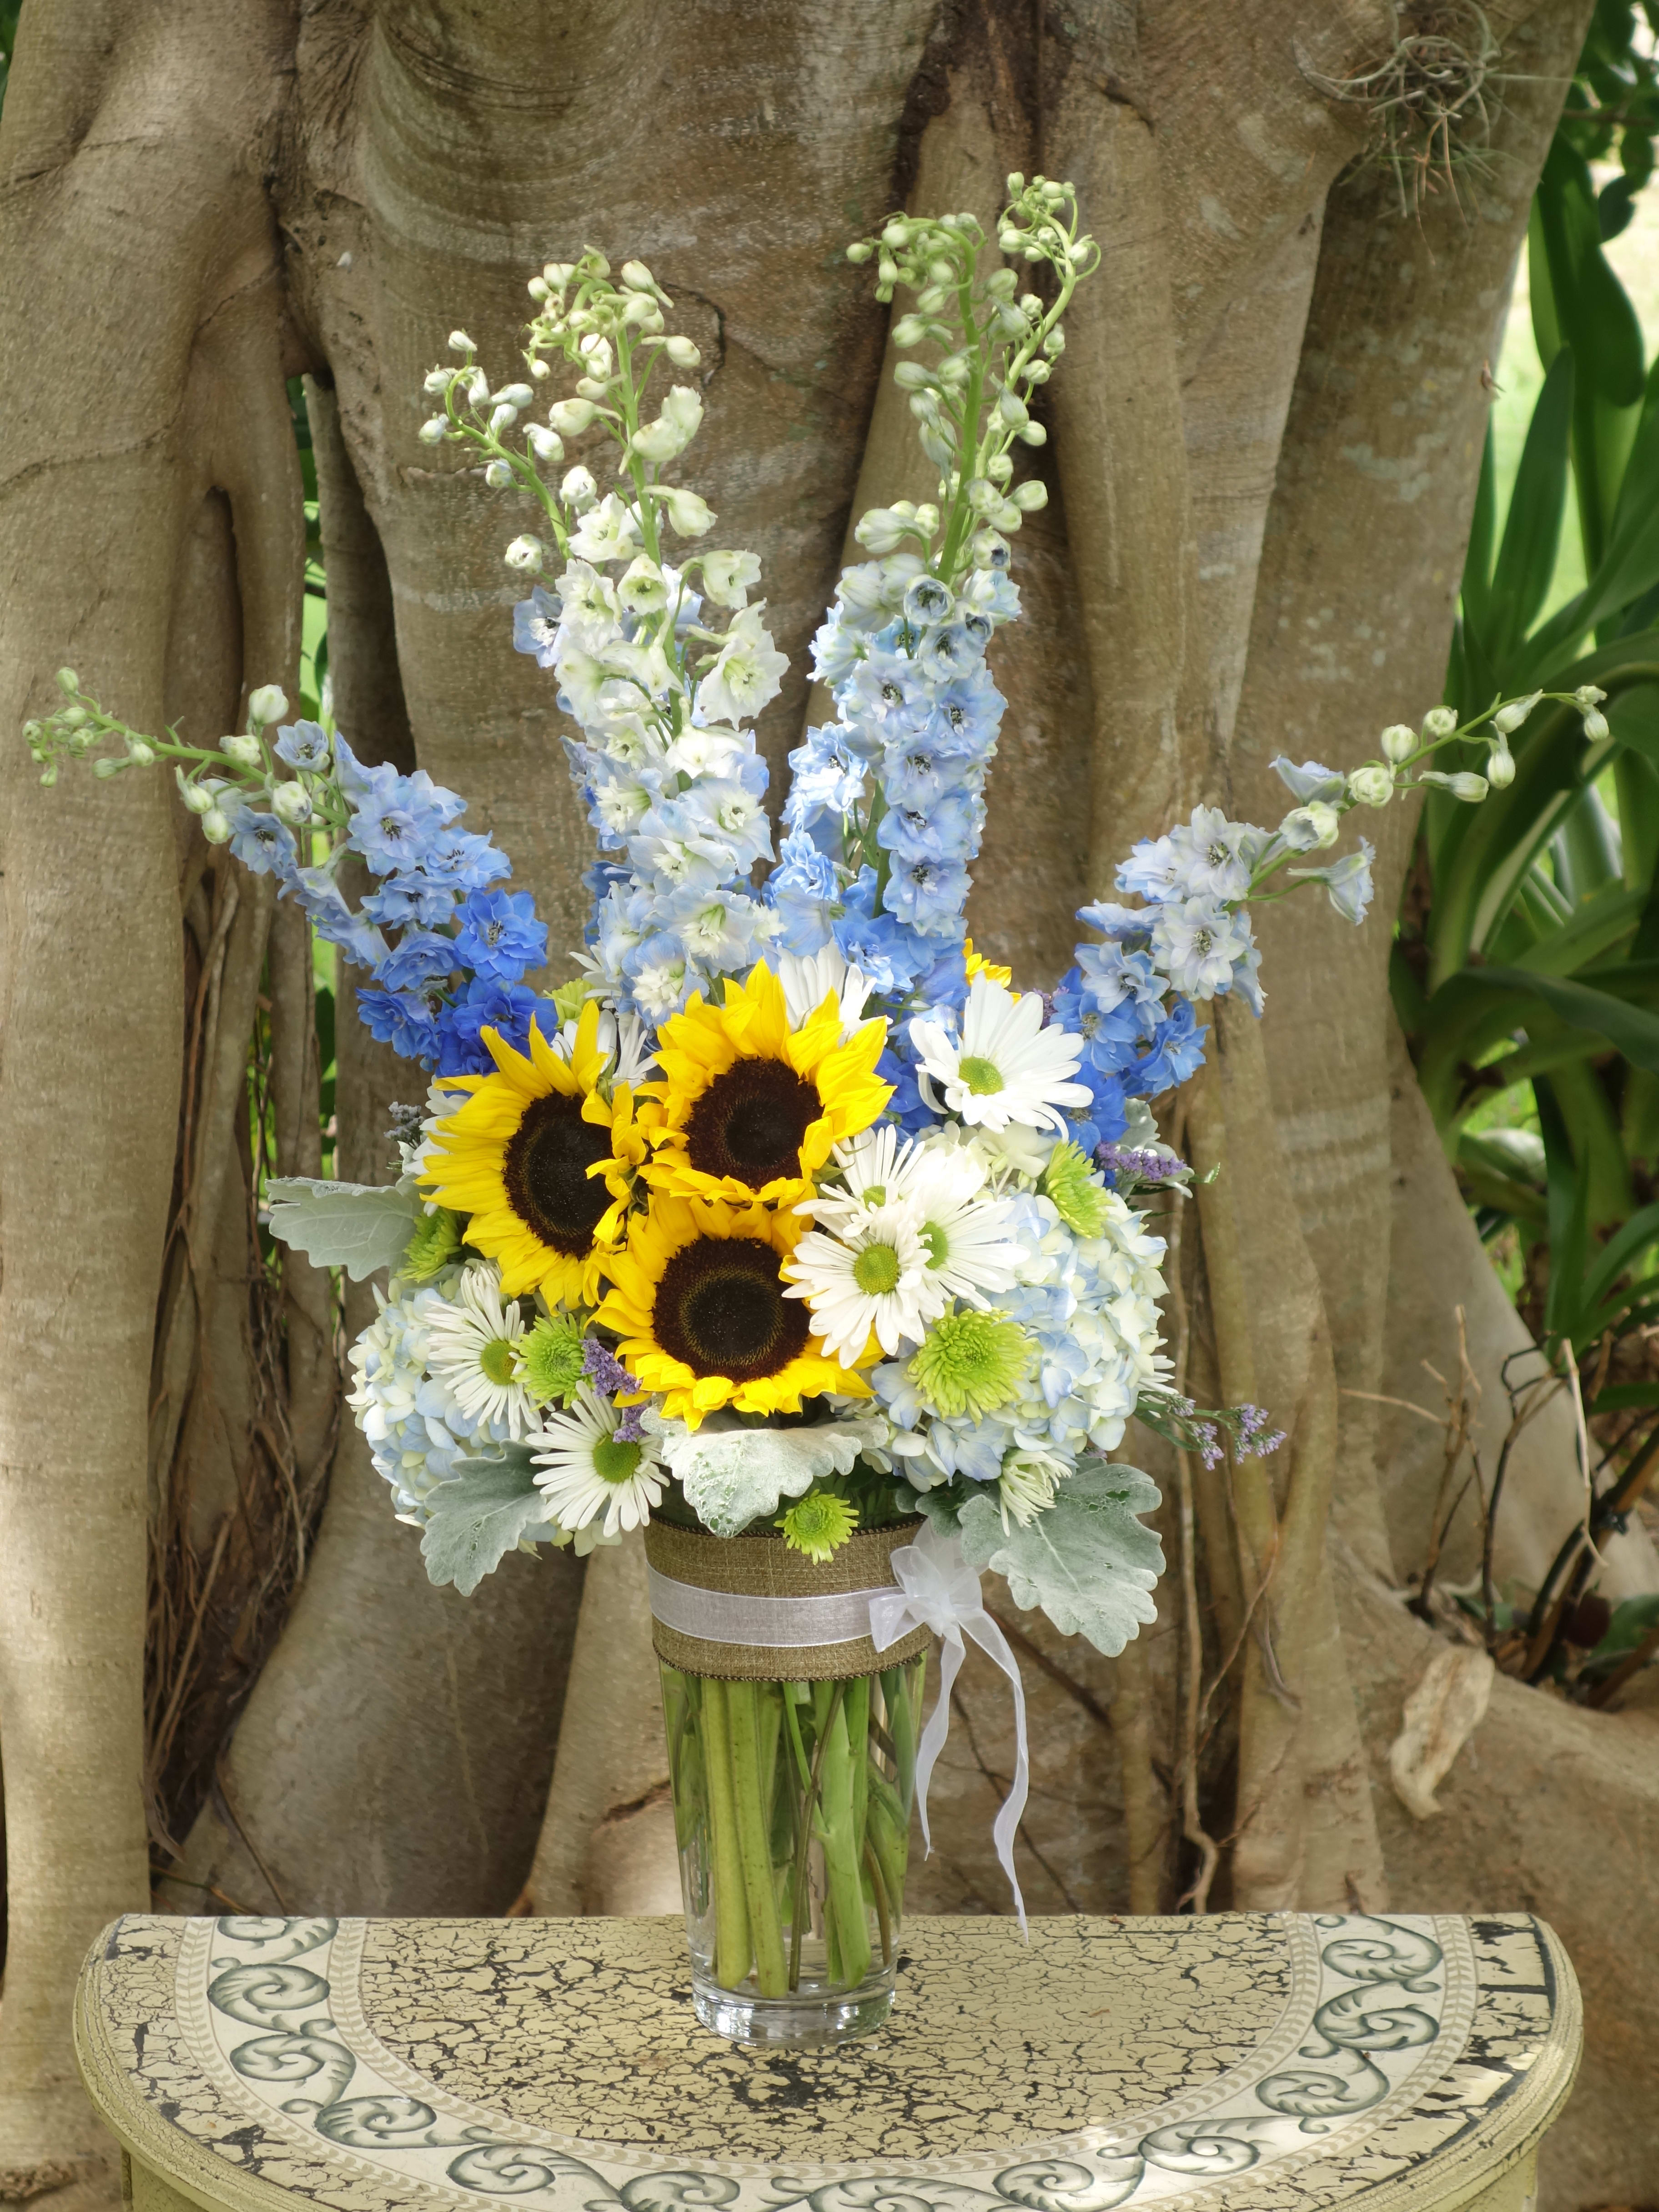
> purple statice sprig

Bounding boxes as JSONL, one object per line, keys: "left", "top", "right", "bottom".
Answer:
{"left": 581, "top": 1335, "right": 636, "bottom": 1397}
{"left": 1098, "top": 1140, "right": 1193, "bottom": 1193}
{"left": 1136, "top": 1391, "right": 1285, "bottom": 1468}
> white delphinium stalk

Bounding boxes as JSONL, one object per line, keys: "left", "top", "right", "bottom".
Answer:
{"left": 910, "top": 972, "right": 1092, "bottom": 1131}
{"left": 531, "top": 1388, "right": 666, "bottom": 1536}
{"left": 422, "top": 1262, "right": 538, "bottom": 1439}
{"left": 413, "top": 254, "right": 784, "bottom": 1020}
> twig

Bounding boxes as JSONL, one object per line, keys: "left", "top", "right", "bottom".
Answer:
{"left": 212, "top": 1745, "right": 288, "bottom": 1913}
{"left": 1163, "top": 1183, "right": 1220, "bottom": 1912}
{"left": 1565, "top": 1353, "right": 1606, "bottom": 1574}
{"left": 1587, "top": 1618, "right": 1659, "bottom": 1710}
{"left": 149, "top": 1513, "right": 232, "bottom": 1778}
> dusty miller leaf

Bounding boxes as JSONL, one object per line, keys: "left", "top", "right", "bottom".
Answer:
{"left": 419, "top": 1447, "right": 563, "bottom": 1595}
{"left": 660, "top": 1414, "right": 892, "bottom": 1538}
{"left": 957, "top": 1460, "right": 1164, "bottom": 1655}
{"left": 266, "top": 1177, "right": 425, "bottom": 1281}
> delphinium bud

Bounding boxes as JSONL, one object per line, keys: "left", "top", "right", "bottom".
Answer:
{"left": 1492, "top": 690, "right": 1542, "bottom": 735}
{"left": 504, "top": 535, "right": 545, "bottom": 573}
{"left": 248, "top": 684, "right": 288, "bottom": 725}
{"left": 1380, "top": 724, "right": 1417, "bottom": 764}
{"left": 222, "top": 732, "right": 264, "bottom": 769}
{"left": 1420, "top": 706, "right": 1458, "bottom": 741}
{"left": 560, "top": 465, "right": 598, "bottom": 513}
{"left": 448, "top": 329, "right": 475, "bottom": 353}
{"left": 272, "top": 780, "right": 312, "bottom": 824}
{"left": 1347, "top": 763, "right": 1393, "bottom": 807}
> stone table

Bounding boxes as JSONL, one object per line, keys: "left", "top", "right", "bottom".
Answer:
{"left": 76, "top": 1913, "right": 1579, "bottom": 2212}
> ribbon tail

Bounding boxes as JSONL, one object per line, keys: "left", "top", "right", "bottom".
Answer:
{"left": 912, "top": 1627, "right": 964, "bottom": 1860}
{"left": 963, "top": 1609, "right": 1031, "bottom": 1937}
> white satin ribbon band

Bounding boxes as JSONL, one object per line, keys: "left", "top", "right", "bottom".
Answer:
{"left": 868, "top": 1519, "right": 1031, "bottom": 1935}
{"left": 646, "top": 1566, "right": 897, "bottom": 1649}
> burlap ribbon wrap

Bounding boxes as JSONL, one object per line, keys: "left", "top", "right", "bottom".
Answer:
{"left": 643, "top": 1517, "right": 932, "bottom": 1681}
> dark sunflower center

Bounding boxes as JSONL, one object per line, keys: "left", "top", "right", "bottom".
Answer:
{"left": 652, "top": 1236, "right": 812, "bottom": 1383}
{"left": 503, "top": 1092, "right": 613, "bottom": 1256}
{"left": 684, "top": 1057, "right": 821, "bottom": 1187}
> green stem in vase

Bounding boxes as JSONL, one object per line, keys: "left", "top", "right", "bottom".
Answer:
{"left": 817, "top": 1687, "right": 873, "bottom": 1990}
{"left": 700, "top": 1677, "right": 754, "bottom": 1991}
{"left": 787, "top": 1677, "right": 845, "bottom": 1994}
{"left": 866, "top": 1772, "right": 909, "bottom": 1914}
{"left": 783, "top": 1681, "right": 814, "bottom": 1795}
{"left": 847, "top": 1673, "right": 871, "bottom": 1865}
{"left": 726, "top": 1679, "right": 789, "bottom": 1998}
{"left": 881, "top": 1664, "right": 919, "bottom": 1822}
{"left": 864, "top": 1836, "right": 895, "bottom": 1968}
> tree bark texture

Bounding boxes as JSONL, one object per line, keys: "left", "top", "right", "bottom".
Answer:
{"left": 2, "top": 0, "right": 1655, "bottom": 2200}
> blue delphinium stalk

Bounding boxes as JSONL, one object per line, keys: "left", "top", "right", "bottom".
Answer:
{"left": 24, "top": 680, "right": 557, "bottom": 1078}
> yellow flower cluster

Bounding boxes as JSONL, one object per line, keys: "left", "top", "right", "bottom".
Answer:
{"left": 418, "top": 965, "right": 892, "bottom": 1428}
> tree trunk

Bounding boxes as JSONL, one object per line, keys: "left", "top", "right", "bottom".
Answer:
{"left": 5, "top": 0, "right": 1657, "bottom": 2199}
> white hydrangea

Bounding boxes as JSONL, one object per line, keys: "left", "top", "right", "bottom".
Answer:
{"left": 345, "top": 1270, "right": 483, "bottom": 1522}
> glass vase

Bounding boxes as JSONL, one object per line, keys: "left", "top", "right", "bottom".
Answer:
{"left": 659, "top": 1654, "right": 927, "bottom": 2046}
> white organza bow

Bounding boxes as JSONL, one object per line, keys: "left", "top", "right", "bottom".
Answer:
{"left": 868, "top": 1518, "right": 1031, "bottom": 1933}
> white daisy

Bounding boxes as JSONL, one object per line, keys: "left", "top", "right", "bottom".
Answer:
{"left": 775, "top": 944, "right": 873, "bottom": 1040}
{"left": 809, "top": 1127, "right": 1023, "bottom": 1309}
{"left": 903, "top": 1146, "right": 1025, "bottom": 1306}
{"left": 909, "top": 974, "right": 1092, "bottom": 1134}
{"left": 531, "top": 1389, "right": 667, "bottom": 1536}
{"left": 422, "top": 1264, "right": 537, "bottom": 1439}
{"left": 784, "top": 1203, "right": 941, "bottom": 1364}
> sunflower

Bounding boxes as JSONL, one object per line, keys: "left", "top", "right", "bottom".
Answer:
{"left": 643, "top": 961, "right": 890, "bottom": 1207}
{"left": 594, "top": 1192, "right": 873, "bottom": 1427}
{"left": 419, "top": 1000, "right": 646, "bottom": 1307}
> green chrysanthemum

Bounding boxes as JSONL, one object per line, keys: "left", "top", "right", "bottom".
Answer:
{"left": 520, "top": 1312, "right": 589, "bottom": 1405}
{"left": 908, "top": 1311, "right": 1033, "bottom": 1419}
{"left": 550, "top": 976, "right": 596, "bottom": 1023}
{"left": 777, "top": 1490, "right": 860, "bottom": 1563}
{"left": 400, "top": 1207, "right": 464, "bottom": 1283}
{"left": 1040, "top": 1141, "right": 1108, "bottom": 1237}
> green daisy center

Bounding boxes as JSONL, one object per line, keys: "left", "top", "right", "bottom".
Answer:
{"left": 908, "top": 1311, "right": 1032, "bottom": 1419}
{"left": 958, "top": 1054, "right": 1004, "bottom": 1096}
{"left": 852, "top": 1241, "right": 902, "bottom": 1296}
{"left": 593, "top": 1438, "right": 643, "bottom": 1485}
{"left": 479, "top": 1336, "right": 519, "bottom": 1387}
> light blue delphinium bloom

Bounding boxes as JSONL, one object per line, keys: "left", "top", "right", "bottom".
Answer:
{"left": 452, "top": 889, "right": 548, "bottom": 982}
{"left": 512, "top": 584, "right": 563, "bottom": 668}
{"left": 375, "top": 930, "right": 460, "bottom": 993}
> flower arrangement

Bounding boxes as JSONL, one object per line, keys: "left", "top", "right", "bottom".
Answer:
{"left": 29, "top": 175, "right": 1594, "bottom": 2040}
